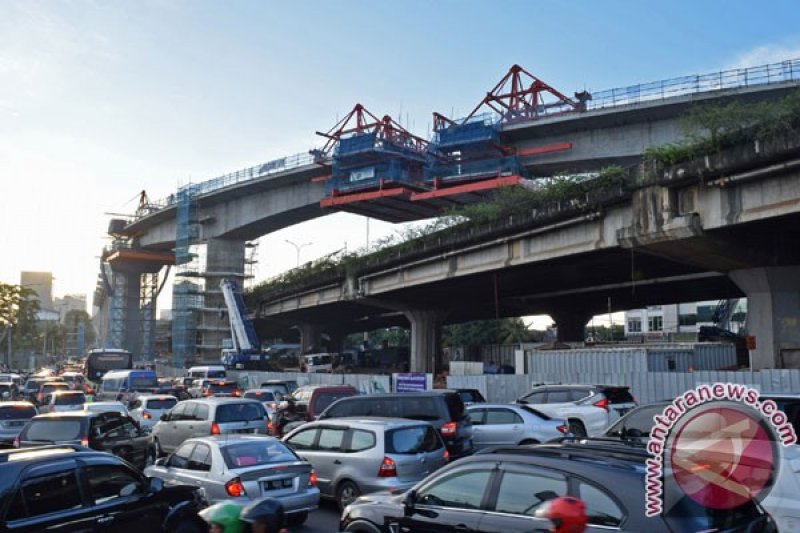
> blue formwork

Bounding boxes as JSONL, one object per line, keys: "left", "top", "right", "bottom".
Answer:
{"left": 434, "top": 118, "right": 499, "bottom": 149}
{"left": 327, "top": 158, "right": 426, "bottom": 194}
{"left": 426, "top": 155, "right": 524, "bottom": 185}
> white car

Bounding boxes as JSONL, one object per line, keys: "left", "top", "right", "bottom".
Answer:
{"left": 82, "top": 401, "right": 130, "bottom": 416}
{"left": 516, "top": 384, "right": 637, "bottom": 437}
{"left": 243, "top": 388, "right": 283, "bottom": 418}
{"left": 129, "top": 394, "right": 178, "bottom": 429}
{"left": 46, "top": 390, "right": 86, "bottom": 413}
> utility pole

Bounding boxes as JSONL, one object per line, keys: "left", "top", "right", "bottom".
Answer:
{"left": 607, "top": 297, "right": 613, "bottom": 342}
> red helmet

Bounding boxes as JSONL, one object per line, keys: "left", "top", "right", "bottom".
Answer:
{"left": 535, "top": 496, "right": 588, "bottom": 533}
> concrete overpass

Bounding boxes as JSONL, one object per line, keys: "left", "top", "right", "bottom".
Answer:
{"left": 96, "top": 60, "right": 800, "bottom": 363}
{"left": 256, "top": 130, "right": 800, "bottom": 372}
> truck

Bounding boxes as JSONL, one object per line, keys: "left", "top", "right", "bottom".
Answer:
{"left": 219, "top": 279, "right": 276, "bottom": 370}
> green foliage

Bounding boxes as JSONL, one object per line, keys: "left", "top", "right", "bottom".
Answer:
{"left": 0, "top": 283, "right": 40, "bottom": 353}
{"left": 443, "top": 318, "right": 531, "bottom": 347}
{"left": 645, "top": 89, "right": 800, "bottom": 166}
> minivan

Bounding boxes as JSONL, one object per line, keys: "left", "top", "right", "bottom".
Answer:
{"left": 187, "top": 365, "right": 226, "bottom": 380}
{"left": 96, "top": 369, "right": 159, "bottom": 405}
{"left": 283, "top": 418, "right": 448, "bottom": 510}
{"left": 151, "top": 397, "right": 268, "bottom": 455}
{"left": 318, "top": 390, "right": 474, "bottom": 458}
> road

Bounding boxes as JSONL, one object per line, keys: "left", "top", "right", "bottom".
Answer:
{"left": 293, "top": 500, "right": 341, "bottom": 532}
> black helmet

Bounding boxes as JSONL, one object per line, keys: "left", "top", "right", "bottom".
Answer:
{"left": 240, "top": 497, "right": 285, "bottom": 530}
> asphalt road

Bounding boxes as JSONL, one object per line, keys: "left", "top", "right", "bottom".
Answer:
{"left": 292, "top": 500, "right": 342, "bottom": 533}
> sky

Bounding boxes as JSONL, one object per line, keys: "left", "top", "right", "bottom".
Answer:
{"left": 1, "top": 0, "right": 799, "bottom": 326}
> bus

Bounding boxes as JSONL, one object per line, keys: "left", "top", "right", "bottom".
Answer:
{"left": 83, "top": 349, "right": 134, "bottom": 384}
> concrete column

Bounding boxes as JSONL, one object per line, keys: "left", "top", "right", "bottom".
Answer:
{"left": 297, "top": 323, "right": 323, "bottom": 354}
{"left": 550, "top": 310, "right": 593, "bottom": 343}
{"left": 325, "top": 328, "right": 347, "bottom": 353}
{"left": 200, "top": 238, "right": 246, "bottom": 363}
{"left": 404, "top": 310, "right": 447, "bottom": 374}
{"left": 730, "top": 266, "right": 800, "bottom": 369}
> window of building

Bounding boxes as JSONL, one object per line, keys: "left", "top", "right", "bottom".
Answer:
{"left": 679, "top": 313, "right": 698, "bottom": 326}
{"left": 648, "top": 316, "right": 663, "bottom": 331}
{"left": 627, "top": 319, "right": 642, "bottom": 333}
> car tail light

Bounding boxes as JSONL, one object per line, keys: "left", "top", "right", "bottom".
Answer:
{"left": 13, "top": 435, "right": 20, "bottom": 448}
{"left": 557, "top": 424, "right": 569, "bottom": 434}
{"left": 142, "top": 410, "right": 152, "bottom": 420}
{"left": 443, "top": 449, "right": 450, "bottom": 462}
{"left": 225, "top": 477, "right": 246, "bottom": 497}
{"left": 233, "top": 390, "right": 241, "bottom": 397}
{"left": 204, "top": 389, "right": 212, "bottom": 397}
{"left": 378, "top": 456, "right": 397, "bottom": 477}
{"left": 80, "top": 436, "right": 89, "bottom": 447}
{"left": 211, "top": 422, "right": 221, "bottom": 435}
{"left": 308, "top": 470, "right": 317, "bottom": 487}
{"left": 440, "top": 421, "right": 457, "bottom": 437}
{"left": 593, "top": 398, "right": 609, "bottom": 411}
{"left": 267, "top": 420, "right": 274, "bottom": 434}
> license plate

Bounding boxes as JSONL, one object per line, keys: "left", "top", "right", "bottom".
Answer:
{"left": 262, "top": 478, "right": 293, "bottom": 491}
{"left": 234, "top": 428, "right": 255, "bottom": 434}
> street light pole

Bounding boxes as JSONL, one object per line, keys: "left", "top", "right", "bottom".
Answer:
{"left": 285, "top": 239, "right": 312, "bottom": 267}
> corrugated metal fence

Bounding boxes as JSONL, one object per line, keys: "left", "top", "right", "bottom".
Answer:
{"left": 229, "top": 371, "right": 392, "bottom": 395}
{"left": 448, "top": 369, "right": 800, "bottom": 404}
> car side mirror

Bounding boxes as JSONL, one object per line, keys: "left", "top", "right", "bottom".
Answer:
{"left": 404, "top": 490, "right": 416, "bottom": 515}
{"left": 148, "top": 477, "right": 164, "bottom": 493}
{"left": 160, "top": 413, "right": 170, "bottom": 422}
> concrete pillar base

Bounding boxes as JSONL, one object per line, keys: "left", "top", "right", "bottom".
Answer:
{"left": 404, "top": 309, "right": 447, "bottom": 373}
{"left": 730, "top": 265, "right": 800, "bottom": 369}
{"left": 550, "top": 310, "right": 593, "bottom": 343}
{"left": 297, "top": 323, "right": 323, "bottom": 354}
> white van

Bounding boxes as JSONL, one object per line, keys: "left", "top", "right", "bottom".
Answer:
{"left": 96, "top": 369, "right": 159, "bottom": 404}
{"left": 303, "top": 353, "right": 333, "bottom": 373}
{"left": 187, "top": 365, "right": 227, "bottom": 380}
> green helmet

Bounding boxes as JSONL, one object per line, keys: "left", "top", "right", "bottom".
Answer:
{"left": 198, "top": 502, "right": 244, "bottom": 533}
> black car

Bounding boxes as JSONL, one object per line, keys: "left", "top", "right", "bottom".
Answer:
{"left": 340, "top": 441, "right": 777, "bottom": 533}
{"left": 0, "top": 445, "right": 207, "bottom": 532}
{"left": 15, "top": 411, "right": 157, "bottom": 470}
{"left": 318, "top": 390, "right": 473, "bottom": 458}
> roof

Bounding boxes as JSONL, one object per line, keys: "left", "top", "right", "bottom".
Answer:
{"left": 305, "top": 417, "right": 436, "bottom": 429}
{"left": 0, "top": 401, "right": 36, "bottom": 407}
{"left": 188, "top": 435, "right": 283, "bottom": 447}
{"left": 135, "top": 394, "right": 178, "bottom": 400}
{"left": 32, "top": 411, "right": 115, "bottom": 420}
{"left": 185, "top": 397, "right": 262, "bottom": 405}
{"left": 469, "top": 442, "right": 648, "bottom": 474}
{"left": 0, "top": 445, "right": 98, "bottom": 464}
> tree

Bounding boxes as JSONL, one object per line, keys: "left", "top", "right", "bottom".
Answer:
{"left": 63, "top": 310, "right": 95, "bottom": 353}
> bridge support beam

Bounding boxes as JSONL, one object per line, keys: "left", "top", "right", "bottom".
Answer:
{"left": 200, "top": 239, "right": 246, "bottom": 363}
{"left": 730, "top": 266, "right": 800, "bottom": 369}
{"left": 550, "top": 310, "right": 593, "bottom": 343}
{"left": 404, "top": 309, "right": 447, "bottom": 374}
{"left": 298, "top": 323, "right": 324, "bottom": 354}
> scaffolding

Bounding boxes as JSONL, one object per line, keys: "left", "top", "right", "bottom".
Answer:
{"left": 140, "top": 272, "right": 158, "bottom": 362}
{"left": 172, "top": 184, "right": 201, "bottom": 369}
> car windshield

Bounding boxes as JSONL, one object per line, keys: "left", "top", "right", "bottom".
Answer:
{"left": 25, "top": 420, "right": 84, "bottom": 442}
{"left": 222, "top": 440, "right": 297, "bottom": 469}
{"left": 42, "top": 384, "right": 68, "bottom": 393}
{"left": 386, "top": 425, "right": 443, "bottom": 454}
{"left": 54, "top": 393, "right": 86, "bottom": 405}
{"left": 130, "top": 375, "right": 158, "bottom": 389}
{"left": 207, "top": 370, "right": 226, "bottom": 379}
{"left": 146, "top": 398, "right": 177, "bottom": 410}
{"left": 245, "top": 391, "right": 276, "bottom": 402}
{"left": 209, "top": 383, "right": 238, "bottom": 393}
{"left": 216, "top": 403, "right": 265, "bottom": 423}
{"left": 0, "top": 405, "right": 37, "bottom": 420}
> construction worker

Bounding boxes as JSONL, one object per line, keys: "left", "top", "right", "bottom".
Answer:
{"left": 534, "top": 496, "right": 588, "bottom": 533}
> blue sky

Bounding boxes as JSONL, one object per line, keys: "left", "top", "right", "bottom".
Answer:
{"left": 2, "top": 0, "right": 799, "bottom": 321}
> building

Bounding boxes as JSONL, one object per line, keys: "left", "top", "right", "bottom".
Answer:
{"left": 54, "top": 294, "right": 87, "bottom": 322}
{"left": 20, "top": 271, "right": 59, "bottom": 321}
{"left": 624, "top": 300, "right": 748, "bottom": 339}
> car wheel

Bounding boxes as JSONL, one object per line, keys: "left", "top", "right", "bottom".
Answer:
{"left": 337, "top": 480, "right": 361, "bottom": 511}
{"left": 568, "top": 419, "right": 587, "bottom": 437}
{"left": 286, "top": 511, "right": 308, "bottom": 526}
{"left": 344, "top": 520, "right": 384, "bottom": 533}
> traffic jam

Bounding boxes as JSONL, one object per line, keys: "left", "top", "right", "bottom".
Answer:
{"left": 0, "top": 354, "right": 796, "bottom": 532}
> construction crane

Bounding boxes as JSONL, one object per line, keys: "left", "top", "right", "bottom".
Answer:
{"left": 219, "top": 279, "right": 267, "bottom": 370}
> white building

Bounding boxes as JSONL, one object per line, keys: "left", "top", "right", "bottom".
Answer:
{"left": 624, "top": 300, "right": 747, "bottom": 338}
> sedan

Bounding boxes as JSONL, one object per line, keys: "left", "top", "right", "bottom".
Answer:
{"left": 145, "top": 435, "right": 318, "bottom": 526}
{"left": 467, "top": 403, "right": 569, "bottom": 448}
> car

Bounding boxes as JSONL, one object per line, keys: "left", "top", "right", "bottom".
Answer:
{"left": 151, "top": 397, "right": 269, "bottom": 456}
{"left": 454, "top": 388, "right": 486, "bottom": 406}
{"left": 45, "top": 390, "right": 86, "bottom": 413}
{"left": 188, "top": 379, "right": 212, "bottom": 398}
{"left": 467, "top": 403, "right": 569, "bottom": 448}
{"left": 0, "top": 402, "right": 37, "bottom": 446}
{"left": 516, "top": 384, "right": 637, "bottom": 437}
{"left": 15, "top": 411, "right": 157, "bottom": 470}
{"left": 317, "top": 390, "right": 473, "bottom": 459}
{"left": 339, "top": 441, "right": 777, "bottom": 533}
{"left": 83, "top": 401, "right": 131, "bottom": 416}
{"left": 157, "top": 378, "right": 191, "bottom": 400}
{"left": 0, "top": 383, "right": 18, "bottom": 401}
{"left": 283, "top": 418, "right": 449, "bottom": 511}
{"left": 205, "top": 379, "right": 243, "bottom": 397}
{"left": 146, "top": 435, "right": 318, "bottom": 526}
{"left": 271, "top": 385, "right": 358, "bottom": 437}
{"left": 129, "top": 394, "right": 179, "bottom": 429}
{"left": 243, "top": 388, "right": 283, "bottom": 418}
{"left": 0, "top": 445, "right": 207, "bottom": 532}
{"left": 260, "top": 379, "right": 299, "bottom": 395}
{"left": 20, "top": 378, "right": 48, "bottom": 403}
{"left": 35, "top": 380, "right": 70, "bottom": 406}
{"left": 58, "top": 371, "right": 86, "bottom": 391}
{"left": 604, "top": 395, "right": 800, "bottom": 533}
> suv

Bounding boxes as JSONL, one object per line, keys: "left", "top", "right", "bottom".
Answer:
{"left": 15, "top": 411, "right": 157, "bottom": 470}
{"left": 151, "top": 397, "right": 268, "bottom": 455}
{"left": 284, "top": 418, "right": 448, "bottom": 511}
{"left": 340, "top": 441, "right": 777, "bottom": 533}
{"left": 0, "top": 445, "right": 207, "bottom": 532}
{"left": 318, "top": 390, "right": 473, "bottom": 458}
{"left": 0, "top": 403, "right": 37, "bottom": 445}
{"left": 516, "top": 384, "right": 637, "bottom": 437}
{"left": 271, "top": 385, "right": 358, "bottom": 437}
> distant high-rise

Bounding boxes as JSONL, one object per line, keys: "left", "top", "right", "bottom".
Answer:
{"left": 20, "top": 271, "right": 54, "bottom": 311}
{"left": 54, "top": 294, "right": 88, "bottom": 322}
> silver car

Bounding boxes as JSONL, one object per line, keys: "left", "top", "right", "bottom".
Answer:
{"left": 129, "top": 394, "right": 179, "bottom": 429}
{"left": 243, "top": 388, "right": 283, "bottom": 419}
{"left": 0, "top": 402, "right": 37, "bottom": 444}
{"left": 145, "top": 435, "right": 319, "bottom": 526}
{"left": 152, "top": 397, "right": 268, "bottom": 455}
{"left": 45, "top": 390, "right": 87, "bottom": 413}
{"left": 467, "top": 403, "right": 569, "bottom": 448}
{"left": 283, "top": 417, "right": 449, "bottom": 510}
